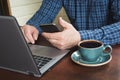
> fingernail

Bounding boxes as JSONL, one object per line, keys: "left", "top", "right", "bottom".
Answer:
{"left": 35, "top": 36, "right": 38, "bottom": 40}
{"left": 32, "top": 41, "right": 35, "bottom": 44}
{"left": 59, "top": 17, "right": 62, "bottom": 20}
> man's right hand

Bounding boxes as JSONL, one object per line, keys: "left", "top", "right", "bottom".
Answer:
{"left": 21, "top": 25, "right": 39, "bottom": 44}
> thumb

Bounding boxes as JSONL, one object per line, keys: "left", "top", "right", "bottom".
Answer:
{"left": 58, "top": 17, "right": 72, "bottom": 29}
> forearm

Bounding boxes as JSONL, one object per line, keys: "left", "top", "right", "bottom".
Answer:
{"left": 79, "top": 22, "right": 120, "bottom": 45}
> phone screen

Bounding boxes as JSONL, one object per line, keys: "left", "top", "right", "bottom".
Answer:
{"left": 40, "top": 24, "right": 60, "bottom": 33}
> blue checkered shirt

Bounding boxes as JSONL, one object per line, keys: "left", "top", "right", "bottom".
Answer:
{"left": 27, "top": 0, "right": 120, "bottom": 45}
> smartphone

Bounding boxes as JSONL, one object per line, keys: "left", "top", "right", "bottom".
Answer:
{"left": 40, "top": 23, "right": 60, "bottom": 33}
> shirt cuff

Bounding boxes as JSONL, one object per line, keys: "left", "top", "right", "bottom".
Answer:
{"left": 79, "top": 29, "right": 104, "bottom": 40}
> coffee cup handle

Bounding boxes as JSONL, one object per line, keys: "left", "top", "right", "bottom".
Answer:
{"left": 102, "top": 45, "right": 112, "bottom": 56}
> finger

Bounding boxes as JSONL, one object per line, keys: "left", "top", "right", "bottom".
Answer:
{"left": 33, "top": 31, "right": 39, "bottom": 40}
{"left": 24, "top": 30, "right": 35, "bottom": 44}
{"left": 58, "top": 17, "right": 71, "bottom": 29}
{"left": 48, "top": 38, "right": 59, "bottom": 45}
{"left": 24, "top": 35, "right": 30, "bottom": 43}
{"left": 21, "top": 28, "right": 30, "bottom": 43}
{"left": 47, "top": 39, "right": 61, "bottom": 49}
{"left": 48, "top": 39, "right": 67, "bottom": 50}
{"left": 42, "top": 32, "right": 61, "bottom": 40}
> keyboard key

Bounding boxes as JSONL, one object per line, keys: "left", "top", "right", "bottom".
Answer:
{"left": 33, "top": 55, "right": 52, "bottom": 69}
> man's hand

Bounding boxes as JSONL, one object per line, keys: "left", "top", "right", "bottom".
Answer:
{"left": 21, "top": 25, "right": 39, "bottom": 44}
{"left": 42, "top": 17, "right": 81, "bottom": 50}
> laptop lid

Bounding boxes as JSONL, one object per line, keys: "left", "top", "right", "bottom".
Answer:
{"left": 0, "top": 16, "right": 69, "bottom": 77}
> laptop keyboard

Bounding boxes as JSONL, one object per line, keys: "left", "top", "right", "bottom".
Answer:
{"left": 33, "top": 55, "right": 52, "bottom": 69}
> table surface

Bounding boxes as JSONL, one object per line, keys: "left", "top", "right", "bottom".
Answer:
{"left": 0, "top": 36, "right": 120, "bottom": 80}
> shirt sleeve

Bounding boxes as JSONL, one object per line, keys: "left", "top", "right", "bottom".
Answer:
{"left": 80, "top": 0, "right": 120, "bottom": 45}
{"left": 26, "top": 0, "right": 63, "bottom": 33}
{"left": 79, "top": 22, "right": 120, "bottom": 45}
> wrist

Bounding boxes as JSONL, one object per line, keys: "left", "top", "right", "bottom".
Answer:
{"left": 75, "top": 31, "right": 81, "bottom": 46}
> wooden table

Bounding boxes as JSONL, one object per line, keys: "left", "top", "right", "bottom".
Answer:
{"left": 0, "top": 36, "right": 120, "bottom": 80}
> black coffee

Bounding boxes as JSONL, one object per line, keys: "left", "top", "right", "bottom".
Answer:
{"left": 80, "top": 41, "right": 102, "bottom": 48}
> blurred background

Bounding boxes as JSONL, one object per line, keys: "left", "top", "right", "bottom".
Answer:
{"left": 0, "top": 0, "right": 69, "bottom": 26}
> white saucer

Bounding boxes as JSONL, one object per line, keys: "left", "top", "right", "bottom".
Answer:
{"left": 71, "top": 50, "right": 112, "bottom": 67}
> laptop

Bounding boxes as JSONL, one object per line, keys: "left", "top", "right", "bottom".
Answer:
{"left": 0, "top": 16, "right": 69, "bottom": 77}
